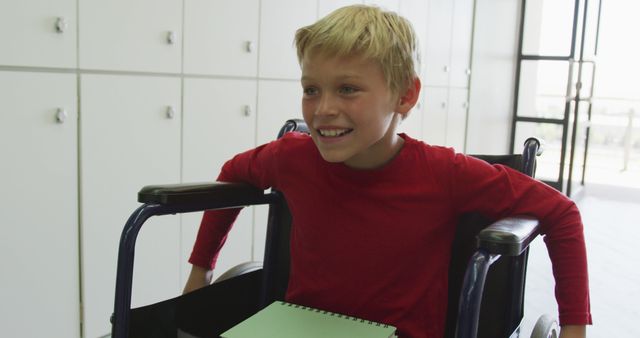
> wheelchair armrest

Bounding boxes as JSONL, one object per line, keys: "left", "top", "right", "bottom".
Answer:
{"left": 138, "top": 182, "right": 267, "bottom": 207}
{"left": 477, "top": 216, "right": 540, "bottom": 256}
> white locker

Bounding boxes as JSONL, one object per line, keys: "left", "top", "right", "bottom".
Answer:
{"left": 399, "top": 0, "right": 429, "bottom": 74}
{"left": 0, "top": 71, "right": 80, "bottom": 338}
{"left": 423, "top": 0, "right": 473, "bottom": 88}
{"left": 259, "top": 0, "right": 318, "bottom": 80}
{"left": 421, "top": 0, "right": 474, "bottom": 146}
{"left": 445, "top": 88, "right": 470, "bottom": 152}
{"left": 181, "top": 78, "right": 258, "bottom": 283}
{"left": 80, "top": 74, "right": 182, "bottom": 338}
{"left": 449, "top": 0, "right": 474, "bottom": 88}
{"left": 422, "top": 86, "right": 449, "bottom": 146}
{"left": 252, "top": 79, "right": 303, "bottom": 259}
{"left": 79, "top": 0, "right": 182, "bottom": 73}
{"left": 256, "top": 80, "right": 304, "bottom": 145}
{"left": 184, "top": 0, "right": 260, "bottom": 77}
{"left": 0, "top": 0, "right": 76, "bottom": 68}
{"left": 397, "top": 0, "right": 430, "bottom": 140}
{"left": 424, "top": 0, "right": 454, "bottom": 87}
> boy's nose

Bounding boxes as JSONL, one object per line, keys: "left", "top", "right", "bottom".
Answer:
{"left": 315, "top": 93, "right": 339, "bottom": 116}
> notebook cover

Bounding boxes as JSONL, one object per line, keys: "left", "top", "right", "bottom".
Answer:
{"left": 221, "top": 301, "right": 396, "bottom": 338}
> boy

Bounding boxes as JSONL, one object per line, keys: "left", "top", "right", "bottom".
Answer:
{"left": 184, "top": 5, "right": 591, "bottom": 338}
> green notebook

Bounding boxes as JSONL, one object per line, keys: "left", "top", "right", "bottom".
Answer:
{"left": 221, "top": 301, "right": 397, "bottom": 338}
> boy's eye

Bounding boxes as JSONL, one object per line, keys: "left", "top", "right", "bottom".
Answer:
{"left": 339, "top": 86, "right": 358, "bottom": 95}
{"left": 303, "top": 87, "right": 319, "bottom": 96}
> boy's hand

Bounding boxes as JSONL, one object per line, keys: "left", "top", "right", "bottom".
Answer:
{"left": 560, "top": 325, "right": 586, "bottom": 338}
{"left": 183, "top": 265, "right": 213, "bottom": 294}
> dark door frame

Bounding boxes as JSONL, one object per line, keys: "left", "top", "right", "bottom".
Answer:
{"left": 510, "top": 0, "right": 602, "bottom": 196}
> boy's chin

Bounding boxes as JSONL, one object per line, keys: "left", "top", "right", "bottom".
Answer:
{"left": 318, "top": 152, "right": 347, "bottom": 164}
{"left": 315, "top": 148, "right": 351, "bottom": 164}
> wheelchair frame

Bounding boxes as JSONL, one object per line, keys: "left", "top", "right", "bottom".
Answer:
{"left": 110, "top": 119, "right": 543, "bottom": 338}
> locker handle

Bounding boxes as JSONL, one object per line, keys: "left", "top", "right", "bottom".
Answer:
{"left": 55, "top": 108, "right": 67, "bottom": 123}
{"left": 246, "top": 41, "right": 255, "bottom": 53}
{"left": 55, "top": 17, "right": 68, "bottom": 33}
{"left": 167, "top": 31, "right": 177, "bottom": 45}
{"left": 166, "top": 106, "right": 176, "bottom": 119}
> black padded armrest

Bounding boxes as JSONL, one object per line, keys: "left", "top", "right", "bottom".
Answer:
{"left": 138, "top": 182, "right": 267, "bottom": 207}
{"left": 477, "top": 216, "right": 540, "bottom": 256}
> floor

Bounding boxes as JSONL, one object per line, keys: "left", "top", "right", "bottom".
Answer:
{"left": 520, "top": 185, "right": 640, "bottom": 337}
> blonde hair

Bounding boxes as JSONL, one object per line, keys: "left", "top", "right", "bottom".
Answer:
{"left": 295, "top": 5, "right": 420, "bottom": 95}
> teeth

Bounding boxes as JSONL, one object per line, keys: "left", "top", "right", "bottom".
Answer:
{"left": 319, "top": 129, "right": 351, "bottom": 137}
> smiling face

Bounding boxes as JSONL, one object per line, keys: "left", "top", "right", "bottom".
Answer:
{"left": 301, "top": 52, "right": 419, "bottom": 169}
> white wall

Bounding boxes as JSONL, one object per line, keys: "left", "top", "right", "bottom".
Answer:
{"left": 466, "top": 0, "right": 521, "bottom": 154}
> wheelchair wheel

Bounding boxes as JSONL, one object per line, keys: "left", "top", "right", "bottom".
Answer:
{"left": 530, "top": 314, "right": 559, "bottom": 338}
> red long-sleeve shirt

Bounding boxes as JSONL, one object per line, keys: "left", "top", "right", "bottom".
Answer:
{"left": 190, "top": 132, "right": 591, "bottom": 337}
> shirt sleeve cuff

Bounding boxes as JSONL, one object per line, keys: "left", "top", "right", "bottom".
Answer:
{"left": 188, "top": 252, "right": 217, "bottom": 270}
{"left": 559, "top": 312, "right": 593, "bottom": 326}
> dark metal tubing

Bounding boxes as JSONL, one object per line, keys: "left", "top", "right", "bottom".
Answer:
{"left": 509, "top": 0, "right": 528, "bottom": 154}
{"left": 111, "top": 195, "right": 277, "bottom": 338}
{"left": 568, "top": 0, "right": 581, "bottom": 60}
{"left": 557, "top": 95, "right": 572, "bottom": 192}
{"left": 559, "top": 0, "right": 583, "bottom": 196}
{"left": 520, "top": 55, "right": 572, "bottom": 61}
{"left": 455, "top": 250, "right": 500, "bottom": 338}
{"left": 276, "top": 119, "right": 309, "bottom": 139}
{"left": 522, "top": 137, "right": 541, "bottom": 177}
{"left": 111, "top": 204, "right": 163, "bottom": 338}
{"left": 593, "top": 0, "right": 602, "bottom": 55}
{"left": 515, "top": 116, "right": 565, "bottom": 125}
{"left": 566, "top": 0, "right": 596, "bottom": 197}
{"left": 504, "top": 248, "right": 530, "bottom": 334}
{"left": 260, "top": 191, "right": 289, "bottom": 307}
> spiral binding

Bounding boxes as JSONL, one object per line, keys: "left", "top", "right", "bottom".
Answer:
{"left": 278, "top": 301, "right": 391, "bottom": 329}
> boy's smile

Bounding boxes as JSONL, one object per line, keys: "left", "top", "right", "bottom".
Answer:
{"left": 301, "top": 53, "right": 416, "bottom": 169}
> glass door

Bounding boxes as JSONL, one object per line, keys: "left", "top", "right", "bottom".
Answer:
{"left": 510, "top": 0, "right": 601, "bottom": 197}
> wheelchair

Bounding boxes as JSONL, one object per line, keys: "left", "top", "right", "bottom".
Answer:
{"left": 111, "top": 119, "right": 559, "bottom": 338}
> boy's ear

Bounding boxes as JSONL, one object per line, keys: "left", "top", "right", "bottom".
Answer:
{"left": 395, "top": 77, "right": 421, "bottom": 116}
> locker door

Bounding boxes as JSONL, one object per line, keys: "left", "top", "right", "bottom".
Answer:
{"left": 0, "top": 71, "right": 80, "bottom": 338}
{"left": 181, "top": 78, "right": 258, "bottom": 283}
{"left": 80, "top": 74, "right": 182, "bottom": 337}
